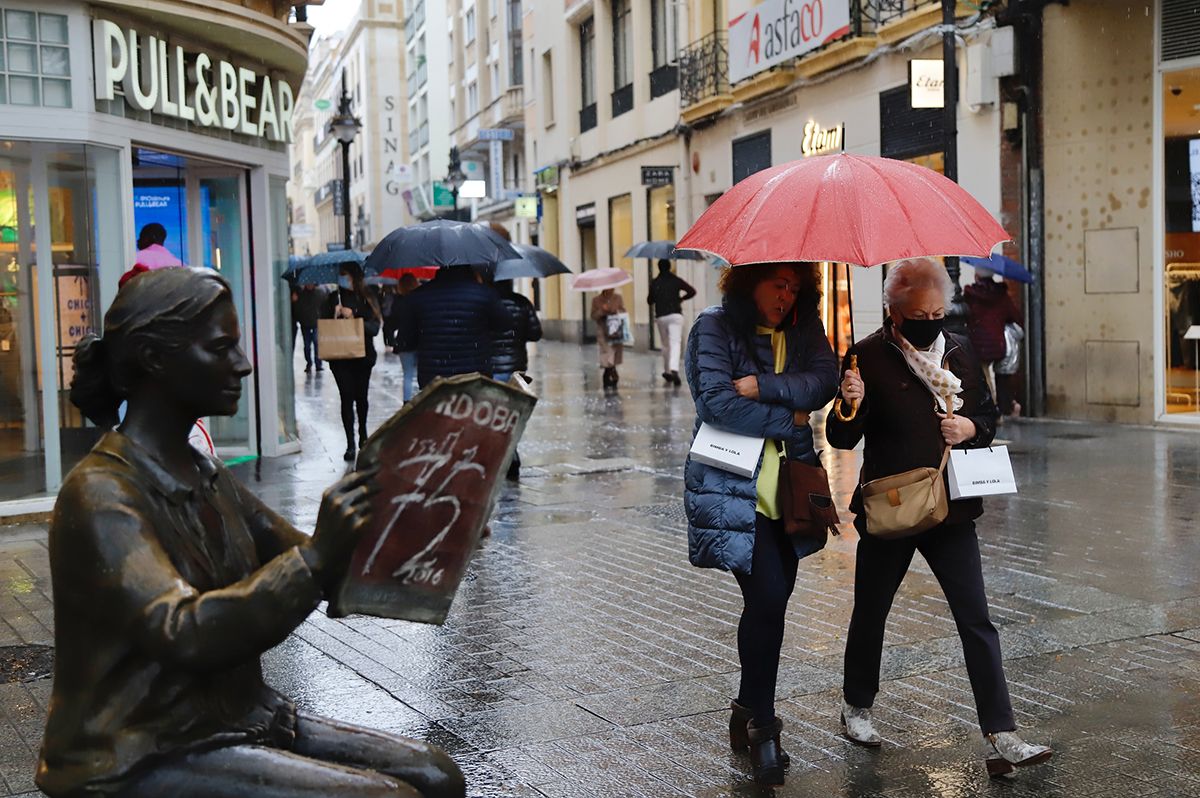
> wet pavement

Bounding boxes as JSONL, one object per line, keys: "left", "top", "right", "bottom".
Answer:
{"left": 2, "top": 340, "right": 1200, "bottom": 797}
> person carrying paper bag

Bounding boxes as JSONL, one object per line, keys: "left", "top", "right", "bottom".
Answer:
{"left": 826, "top": 258, "right": 1051, "bottom": 777}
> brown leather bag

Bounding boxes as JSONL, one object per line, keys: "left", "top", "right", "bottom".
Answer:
{"left": 777, "top": 453, "right": 841, "bottom": 540}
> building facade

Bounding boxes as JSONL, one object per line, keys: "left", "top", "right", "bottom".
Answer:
{"left": 288, "top": 0, "right": 409, "bottom": 255}
{"left": 522, "top": 0, "right": 1008, "bottom": 356}
{"left": 1039, "top": 0, "right": 1189, "bottom": 426}
{"left": 400, "top": 0, "right": 453, "bottom": 220}
{"left": 523, "top": 0, "right": 686, "bottom": 345}
{"left": 0, "top": 0, "right": 311, "bottom": 514}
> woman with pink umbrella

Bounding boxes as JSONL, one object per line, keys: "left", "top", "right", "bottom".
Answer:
{"left": 574, "top": 268, "right": 632, "bottom": 390}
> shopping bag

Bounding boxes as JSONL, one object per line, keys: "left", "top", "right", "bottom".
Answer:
{"left": 605, "top": 312, "right": 626, "bottom": 341}
{"left": 318, "top": 317, "right": 365, "bottom": 360}
{"left": 996, "top": 323, "right": 1024, "bottom": 376}
{"left": 328, "top": 374, "right": 538, "bottom": 623}
{"left": 947, "top": 445, "right": 1017, "bottom": 500}
{"left": 689, "top": 422, "right": 765, "bottom": 479}
{"left": 619, "top": 314, "right": 635, "bottom": 346}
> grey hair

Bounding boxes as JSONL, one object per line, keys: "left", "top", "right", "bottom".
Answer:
{"left": 883, "top": 258, "right": 953, "bottom": 311}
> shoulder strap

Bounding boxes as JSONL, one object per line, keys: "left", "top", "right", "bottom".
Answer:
{"left": 936, "top": 446, "right": 951, "bottom": 474}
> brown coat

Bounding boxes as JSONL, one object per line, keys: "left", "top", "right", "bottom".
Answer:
{"left": 826, "top": 321, "right": 999, "bottom": 529}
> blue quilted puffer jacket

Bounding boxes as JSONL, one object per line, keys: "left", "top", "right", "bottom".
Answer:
{"left": 684, "top": 303, "right": 840, "bottom": 575}
{"left": 395, "top": 267, "right": 515, "bottom": 387}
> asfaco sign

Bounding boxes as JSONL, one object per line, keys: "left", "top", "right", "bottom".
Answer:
{"left": 92, "top": 20, "right": 296, "bottom": 143}
{"left": 728, "top": 0, "right": 851, "bottom": 84}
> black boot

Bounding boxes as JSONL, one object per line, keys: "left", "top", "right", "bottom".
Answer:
{"left": 730, "top": 702, "right": 790, "bottom": 766}
{"left": 602, "top": 367, "right": 616, "bottom": 388}
{"left": 610, "top": 368, "right": 619, "bottom": 388}
{"left": 747, "top": 718, "right": 786, "bottom": 786}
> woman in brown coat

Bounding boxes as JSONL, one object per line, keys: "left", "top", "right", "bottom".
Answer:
{"left": 590, "top": 287, "right": 627, "bottom": 389}
{"left": 827, "top": 258, "right": 1051, "bottom": 778}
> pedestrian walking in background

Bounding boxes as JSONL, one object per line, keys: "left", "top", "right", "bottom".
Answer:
{"left": 492, "top": 278, "right": 542, "bottom": 481}
{"left": 385, "top": 273, "right": 421, "bottom": 403}
{"left": 684, "top": 262, "right": 839, "bottom": 786}
{"left": 648, "top": 259, "right": 696, "bottom": 386}
{"left": 294, "top": 284, "right": 326, "bottom": 374}
{"left": 826, "top": 257, "right": 1051, "bottom": 777}
{"left": 590, "top": 288, "right": 627, "bottom": 390}
{"left": 964, "top": 267, "right": 1022, "bottom": 417}
{"left": 322, "top": 262, "right": 381, "bottom": 462}
{"left": 395, "top": 265, "right": 513, "bottom": 388}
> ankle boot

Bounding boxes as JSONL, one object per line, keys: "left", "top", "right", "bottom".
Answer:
{"left": 747, "top": 718, "right": 785, "bottom": 786}
{"left": 730, "top": 702, "right": 790, "bottom": 766}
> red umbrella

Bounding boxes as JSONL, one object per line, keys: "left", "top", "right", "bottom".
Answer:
{"left": 676, "top": 154, "right": 1009, "bottom": 267}
{"left": 381, "top": 266, "right": 439, "bottom": 280}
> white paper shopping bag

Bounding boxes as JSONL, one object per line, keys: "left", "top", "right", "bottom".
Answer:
{"left": 948, "top": 446, "right": 1017, "bottom": 500}
{"left": 689, "top": 423, "right": 765, "bottom": 479}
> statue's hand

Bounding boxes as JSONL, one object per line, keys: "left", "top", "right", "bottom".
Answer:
{"left": 305, "top": 467, "right": 380, "bottom": 584}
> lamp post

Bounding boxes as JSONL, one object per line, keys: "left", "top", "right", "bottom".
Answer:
{"left": 444, "top": 146, "right": 467, "bottom": 221}
{"left": 327, "top": 72, "right": 362, "bottom": 250}
{"left": 941, "top": 0, "right": 968, "bottom": 332}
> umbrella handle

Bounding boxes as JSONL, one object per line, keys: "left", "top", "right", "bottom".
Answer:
{"left": 832, "top": 355, "right": 859, "bottom": 422}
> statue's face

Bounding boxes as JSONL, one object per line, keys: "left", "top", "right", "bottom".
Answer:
{"left": 159, "top": 298, "right": 252, "bottom": 418}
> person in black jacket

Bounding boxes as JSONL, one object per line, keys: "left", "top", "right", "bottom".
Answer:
{"left": 384, "top": 274, "right": 421, "bottom": 403}
{"left": 491, "top": 281, "right": 543, "bottom": 383}
{"left": 395, "top": 266, "right": 513, "bottom": 388}
{"left": 826, "top": 258, "right": 1051, "bottom": 777}
{"left": 491, "top": 279, "right": 542, "bottom": 480}
{"left": 294, "top": 284, "right": 327, "bottom": 373}
{"left": 321, "top": 262, "right": 382, "bottom": 462}
{"left": 648, "top": 259, "right": 696, "bottom": 385}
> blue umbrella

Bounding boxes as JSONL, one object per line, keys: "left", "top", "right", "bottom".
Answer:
{"left": 625, "top": 240, "right": 707, "bottom": 260}
{"left": 291, "top": 250, "right": 374, "bottom": 286}
{"left": 962, "top": 253, "right": 1034, "bottom": 284}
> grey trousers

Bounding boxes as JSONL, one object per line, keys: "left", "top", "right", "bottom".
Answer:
{"left": 119, "top": 712, "right": 464, "bottom": 798}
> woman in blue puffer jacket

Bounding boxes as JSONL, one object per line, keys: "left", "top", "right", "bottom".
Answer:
{"left": 684, "top": 262, "right": 839, "bottom": 786}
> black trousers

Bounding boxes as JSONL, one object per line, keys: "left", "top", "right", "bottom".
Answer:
{"left": 733, "top": 514, "right": 799, "bottom": 726}
{"left": 329, "top": 355, "right": 375, "bottom": 446}
{"left": 843, "top": 521, "right": 1016, "bottom": 734}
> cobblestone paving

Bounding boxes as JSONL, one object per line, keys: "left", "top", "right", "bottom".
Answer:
{"left": 2, "top": 341, "right": 1200, "bottom": 797}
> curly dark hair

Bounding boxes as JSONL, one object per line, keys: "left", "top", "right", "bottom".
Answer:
{"left": 718, "top": 262, "right": 822, "bottom": 331}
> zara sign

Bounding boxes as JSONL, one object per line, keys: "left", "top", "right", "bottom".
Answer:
{"left": 92, "top": 20, "right": 296, "bottom": 143}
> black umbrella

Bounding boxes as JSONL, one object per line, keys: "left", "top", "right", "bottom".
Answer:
{"left": 365, "top": 220, "right": 521, "bottom": 273}
{"left": 624, "top": 240, "right": 707, "bottom": 260}
{"left": 493, "top": 243, "right": 573, "bottom": 281}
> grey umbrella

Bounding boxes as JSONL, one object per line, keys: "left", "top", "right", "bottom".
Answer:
{"left": 624, "top": 240, "right": 707, "bottom": 260}
{"left": 493, "top": 243, "right": 572, "bottom": 281}
{"left": 364, "top": 219, "right": 521, "bottom": 273}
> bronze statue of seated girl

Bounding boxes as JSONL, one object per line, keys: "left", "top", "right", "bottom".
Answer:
{"left": 37, "top": 267, "right": 464, "bottom": 798}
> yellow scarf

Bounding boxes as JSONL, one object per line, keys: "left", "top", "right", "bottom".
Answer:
{"left": 755, "top": 326, "right": 787, "bottom": 519}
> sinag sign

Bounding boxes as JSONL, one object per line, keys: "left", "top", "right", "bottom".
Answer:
{"left": 728, "top": 0, "right": 851, "bottom": 84}
{"left": 92, "top": 20, "right": 296, "bottom": 144}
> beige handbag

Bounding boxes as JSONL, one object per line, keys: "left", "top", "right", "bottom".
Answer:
{"left": 861, "top": 446, "right": 950, "bottom": 539}
{"left": 317, "top": 317, "right": 365, "bottom": 360}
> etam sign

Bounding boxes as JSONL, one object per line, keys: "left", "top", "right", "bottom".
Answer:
{"left": 727, "top": 0, "right": 851, "bottom": 84}
{"left": 92, "top": 20, "right": 295, "bottom": 143}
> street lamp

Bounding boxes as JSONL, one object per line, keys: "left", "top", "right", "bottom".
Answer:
{"left": 444, "top": 146, "right": 466, "bottom": 221}
{"left": 327, "top": 71, "right": 361, "bottom": 250}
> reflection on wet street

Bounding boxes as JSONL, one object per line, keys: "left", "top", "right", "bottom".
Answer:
{"left": 1, "top": 340, "right": 1199, "bottom": 797}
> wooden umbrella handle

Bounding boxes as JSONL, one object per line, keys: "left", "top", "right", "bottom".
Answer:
{"left": 832, "top": 355, "right": 859, "bottom": 422}
{"left": 944, "top": 394, "right": 955, "bottom": 418}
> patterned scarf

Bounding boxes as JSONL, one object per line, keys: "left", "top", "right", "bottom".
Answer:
{"left": 894, "top": 330, "right": 963, "bottom": 414}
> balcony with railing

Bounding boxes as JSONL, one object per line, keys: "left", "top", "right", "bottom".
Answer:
{"left": 678, "top": 31, "right": 729, "bottom": 123}
{"left": 680, "top": 1, "right": 943, "bottom": 122}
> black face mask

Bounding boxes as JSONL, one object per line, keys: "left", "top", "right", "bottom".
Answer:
{"left": 899, "top": 316, "right": 945, "bottom": 348}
